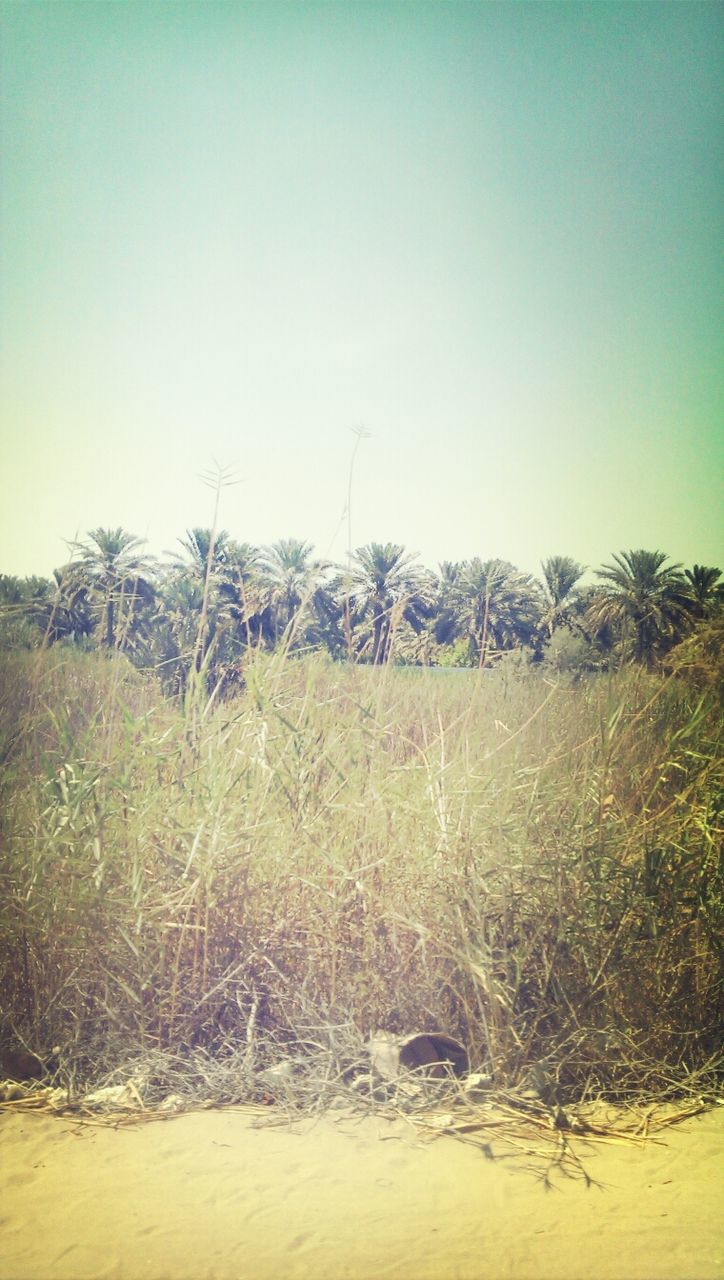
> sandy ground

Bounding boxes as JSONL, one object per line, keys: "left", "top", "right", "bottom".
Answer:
{"left": 0, "top": 1104, "right": 722, "bottom": 1280}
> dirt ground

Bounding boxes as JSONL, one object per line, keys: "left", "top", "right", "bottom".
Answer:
{"left": 0, "top": 1103, "right": 722, "bottom": 1280}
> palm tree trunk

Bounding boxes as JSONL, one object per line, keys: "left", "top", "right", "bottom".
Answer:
{"left": 372, "top": 612, "right": 385, "bottom": 665}
{"left": 105, "top": 596, "right": 115, "bottom": 649}
{"left": 381, "top": 613, "right": 393, "bottom": 664}
{"left": 478, "top": 592, "right": 490, "bottom": 670}
{"left": 344, "top": 595, "right": 354, "bottom": 663}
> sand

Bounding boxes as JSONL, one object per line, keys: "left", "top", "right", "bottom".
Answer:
{"left": 0, "top": 1104, "right": 722, "bottom": 1280}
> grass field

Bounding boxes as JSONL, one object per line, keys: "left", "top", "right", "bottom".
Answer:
{"left": 0, "top": 648, "right": 720, "bottom": 1107}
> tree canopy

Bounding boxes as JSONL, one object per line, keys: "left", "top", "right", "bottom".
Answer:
{"left": 2, "top": 533, "right": 720, "bottom": 688}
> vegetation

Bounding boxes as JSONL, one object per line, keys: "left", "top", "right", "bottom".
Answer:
{"left": 585, "top": 550, "right": 697, "bottom": 668}
{"left": 540, "top": 555, "right": 586, "bottom": 639}
{"left": 0, "top": 641, "right": 720, "bottom": 1107}
{"left": 0, "top": 527, "right": 721, "bottom": 1110}
{"left": 1, "top": 529, "right": 720, "bottom": 692}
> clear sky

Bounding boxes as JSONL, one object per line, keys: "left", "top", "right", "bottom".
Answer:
{"left": 1, "top": 0, "right": 722, "bottom": 581}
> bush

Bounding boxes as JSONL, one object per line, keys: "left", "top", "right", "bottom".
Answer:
{"left": 0, "top": 650, "right": 720, "bottom": 1102}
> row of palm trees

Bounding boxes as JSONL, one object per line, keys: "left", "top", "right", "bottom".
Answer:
{"left": 1, "top": 529, "right": 721, "bottom": 688}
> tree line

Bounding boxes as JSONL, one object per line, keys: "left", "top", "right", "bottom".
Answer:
{"left": 1, "top": 528, "right": 722, "bottom": 691}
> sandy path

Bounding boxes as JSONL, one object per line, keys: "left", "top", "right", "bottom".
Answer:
{"left": 0, "top": 1105, "right": 721, "bottom": 1280}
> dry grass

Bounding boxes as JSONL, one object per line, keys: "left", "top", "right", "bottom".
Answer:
{"left": 0, "top": 646, "right": 721, "bottom": 1127}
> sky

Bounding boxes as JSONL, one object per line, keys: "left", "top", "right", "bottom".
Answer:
{"left": 1, "top": 0, "right": 722, "bottom": 582}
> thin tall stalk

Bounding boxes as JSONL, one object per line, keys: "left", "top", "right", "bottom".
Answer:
{"left": 343, "top": 425, "right": 371, "bottom": 662}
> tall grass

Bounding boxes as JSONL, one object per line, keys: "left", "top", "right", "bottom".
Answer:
{"left": 0, "top": 647, "right": 721, "bottom": 1103}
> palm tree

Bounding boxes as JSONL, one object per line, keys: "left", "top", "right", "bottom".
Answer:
{"left": 684, "top": 565, "right": 723, "bottom": 618}
{"left": 0, "top": 575, "right": 25, "bottom": 606}
{"left": 68, "top": 528, "right": 155, "bottom": 650}
{"left": 587, "top": 549, "right": 694, "bottom": 666}
{"left": 348, "top": 543, "right": 431, "bottom": 664}
{"left": 36, "top": 569, "right": 95, "bottom": 644}
{"left": 172, "top": 528, "right": 245, "bottom": 675}
{"left": 169, "top": 531, "right": 274, "bottom": 680}
{"left": 217, "top": 541, "right": 270, "bottom": 651}
{"left": 453, "top": 558, "right": 541, "bottom": 668}
{"left": 430, "top": 561, "right": 466, "bottom": 655}
{"left": 152, "top": 569, "right": 206, "bottom": 690}
{"left": 540, "top": 555, "right": 586, "bottom": 638}
{"left": 437, "top": 561, "right": 464, "bottom": 589}
{"left": 260, "top": 539, "right": 329, "bottom": 644}
{"left": 174, "top": 528, "right": 231, "bottom": 581}
{"left": 12, "top": 568, "right": 94, "bottom": 647}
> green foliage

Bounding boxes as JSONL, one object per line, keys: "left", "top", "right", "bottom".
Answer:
{"left": 65, "top": 528, "right": 156, "bottom": 651}
{"left": 437, "top": 558, "right": 541, "bottom": 667}
{"left": 4, "top": 534, "right": 720, "bottom": 689}
{"left": 539, "top": 555, "right": 587, "bottom": 640}
{"left": 587, "top": 549, "right": 696, "bottom": 666}
{"left": 684, "top": 565, "right": 724, "bottom": 617}
{"left": 346, "top": 542, "right": 433, "bottom": 664}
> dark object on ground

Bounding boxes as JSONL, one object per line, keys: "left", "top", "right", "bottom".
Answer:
{"left": 1, "top": 1046, "right": 59, "bottom": 1081}
{"left": 369, "top": 1031, "right": 469, "bottom": 1080}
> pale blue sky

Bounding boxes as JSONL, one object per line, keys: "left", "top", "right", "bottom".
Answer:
{"left": 1, "top": 1, "right": 722, "bottom": 580}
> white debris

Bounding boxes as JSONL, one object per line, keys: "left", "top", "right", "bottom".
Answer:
{"left": 0, "top": 1080, "right": 28, "bottom": 1102}
{"left": 463, "top": 1073, "right": 493, "bottom": 1096}
{"left": 82, "top": 1078, "right": 145, "bottom": 1110}
{"left": 157, "top": 1093, "right": 185, "bottom": 1112}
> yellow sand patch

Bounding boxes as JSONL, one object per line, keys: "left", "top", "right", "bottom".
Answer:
{"left": 0, "top": 1105, "right": 722, "bottom": 1280}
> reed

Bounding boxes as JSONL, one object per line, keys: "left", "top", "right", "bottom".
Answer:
{"left": 0, "top": 646, "right": 720, "bottom": 1105}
